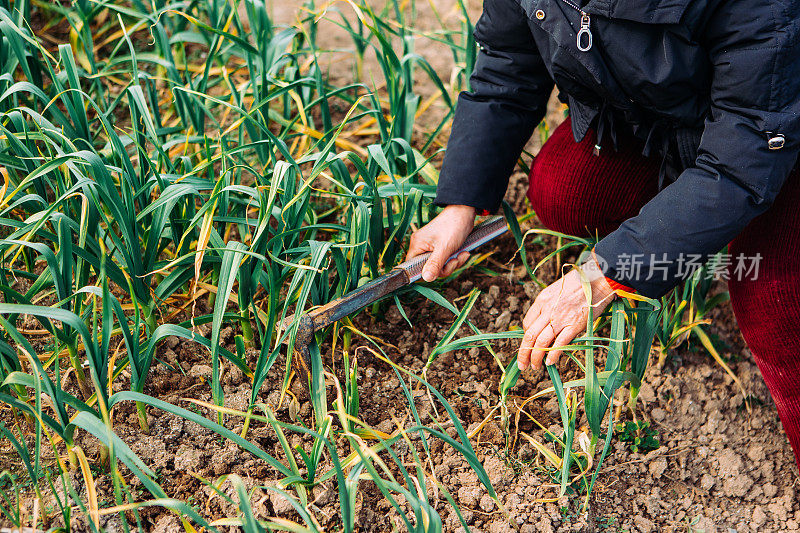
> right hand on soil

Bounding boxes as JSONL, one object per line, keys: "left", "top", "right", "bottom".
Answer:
{"left": 406, "top": 204, "right": 477, "bottom": 282}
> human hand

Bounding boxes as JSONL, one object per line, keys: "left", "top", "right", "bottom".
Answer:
{"left": 406, "top": 205, "right": 477, "bottom": 282}
{"left": 517, "top": 256, "right": 616, "bottom": 370}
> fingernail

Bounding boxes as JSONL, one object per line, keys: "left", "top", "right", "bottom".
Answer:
{"left": 422, "top": 270, "right": 434, "bottom": 282}
{"left": 517, "top": 361, "right": 525, "bottom": 371}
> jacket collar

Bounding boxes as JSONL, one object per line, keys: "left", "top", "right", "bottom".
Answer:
{"left": 582, "top": 0, "right": 691, "bottom": 24}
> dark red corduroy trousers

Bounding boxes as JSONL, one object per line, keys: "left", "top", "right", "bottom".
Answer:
{"left": 528, "top": 117, "right": 800, "bottom": 469}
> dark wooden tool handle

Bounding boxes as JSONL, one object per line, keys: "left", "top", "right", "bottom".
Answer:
{"left": 285, "top": 216, "right": 509, "bottom": 383}
{"left": 284, "top": 215, "right": 509, "bottom": 335}
{"left": 302, "top": 216, "right": 508, "bottom": 330}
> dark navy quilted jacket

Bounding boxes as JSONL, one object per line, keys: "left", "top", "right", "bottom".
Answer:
{"left": 434, "top": 0, "right": 800, "bottom": 297}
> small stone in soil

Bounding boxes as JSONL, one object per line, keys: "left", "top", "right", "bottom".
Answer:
{"left": 458, "top": 485, "right": 481, "bottom": 507}
{"left": 648, "top": 457, "right": 667, "bottom": 478}
{"left": 494, "top": 310, "right": 512, "bottom": 331}
{"left": 270, "top": 490, "right": 294, "bottom": 515}
{"left": 189, "top": 364, "right": 212, "bottom": 379}
{"left": 633, "top": 516, "right": 654, "bottom": 533}
{"left": 479, "top": 493, "right": 495, "bottom": 512}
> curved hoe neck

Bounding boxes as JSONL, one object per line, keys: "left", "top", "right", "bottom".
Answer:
{"left": 305, "top": 268, "right": 409, "bottom": 331}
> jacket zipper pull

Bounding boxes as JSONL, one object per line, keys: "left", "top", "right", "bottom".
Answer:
{"left": 577, "top": 12, "right": 592, "bottom": 52}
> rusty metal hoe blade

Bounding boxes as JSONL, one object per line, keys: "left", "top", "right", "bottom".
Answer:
{"left": 281, "top": 216, "right": 509, "bottom": 386}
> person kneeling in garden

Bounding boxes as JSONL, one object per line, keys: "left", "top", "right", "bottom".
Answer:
{"left": 406, "top": 0, "right": 800, "bottom": 469}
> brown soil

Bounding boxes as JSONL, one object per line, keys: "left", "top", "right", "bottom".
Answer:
{"left": 32, "top": 178, "right": 799, "bottom": 532}
{"left": 98, "top": 207, "right": 798, "bottom": 533}
{"left": 154, "top": 1, "right": 800, "bottom": 530}
{"left": 3, "top": 2, "right": 798, "bottom": 532}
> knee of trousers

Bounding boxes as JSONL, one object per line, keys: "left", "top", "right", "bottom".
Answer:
{"left": 527, "top": 170, "right": 605, "bottom": 236}
{"left": 728, "top": 169, "right": 800, "bottom": 359}
{"left": 527, "top": 121, "right": 601, "bottom": 236}
{"left": 525, "top": 119, "right": 658, "bottom": 238}
{"left": 526, "top": 151, "right": 631, "bottom": 238}
{"left": 728, "top": 270, "right": 800, "bottom": 365}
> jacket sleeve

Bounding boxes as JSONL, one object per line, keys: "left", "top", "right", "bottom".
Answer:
{"left": 594, "top": 4, "right": 800, "bottom": 298}
{"left": 434, "top": 0, "right": 554, "bottom": 213}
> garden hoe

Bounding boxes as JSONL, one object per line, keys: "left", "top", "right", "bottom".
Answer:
{"left": 281, "top": 216, "right": 509, "bottom": 387}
